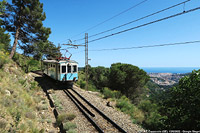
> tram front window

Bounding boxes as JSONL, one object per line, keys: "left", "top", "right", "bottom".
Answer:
{"left": 68, "top": 65, "right": 71, "bottom": 73}
{"left": 62, "top": 66, "right": 66, "bottom": 73}
{"left": 73, "top": 65, "right": 77, "bottom": 73}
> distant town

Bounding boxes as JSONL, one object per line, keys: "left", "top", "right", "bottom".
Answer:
{"left": 149, "top": 73, "right": 188, "bottom": 86}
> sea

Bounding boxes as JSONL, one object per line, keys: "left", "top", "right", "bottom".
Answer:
{"left": 141, "top": 67, "right": 200, "bottom": 74}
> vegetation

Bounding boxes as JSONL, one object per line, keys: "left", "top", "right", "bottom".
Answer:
{"left": 0, "top": 52, "right": 51, "bottom": 132}
{"left": 56, "top": 113, "right": 77, "bottom": 132}
{"left": 77, "top": 64, "right": 200, "bottom": 130}
{"left": 2, "top": 0, "right": 51, "bottom": 58}
{"left": 109, "top": 63, "right": 149, "bottom": 102}
{"left": 1, "top": 0, "right": 199, "bottom": 131}
{"left": 158, "top": 70, "right": 200, "bottom": 130}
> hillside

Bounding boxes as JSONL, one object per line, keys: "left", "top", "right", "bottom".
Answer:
{"left": 0, "top": 53, "right": 57, "bottom": 132}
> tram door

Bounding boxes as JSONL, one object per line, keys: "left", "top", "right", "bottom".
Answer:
{"left": 61, "top": 65, "right": 67, "bottom": 81}
{"left": 67, "top": 64, "right": 72, "bottom": 73}
{"left": 56, "top": 64, "right": 59, "bottom": 80}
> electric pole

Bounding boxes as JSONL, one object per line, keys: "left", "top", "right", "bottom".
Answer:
{"left": 85, "top": 33, "right": 88, "bottom": 90}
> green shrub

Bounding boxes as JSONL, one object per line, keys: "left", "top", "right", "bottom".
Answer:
{"left": 19, "top": 123, "right": 28, "bottom": 131}
{"left": 80, "top": 80, "right": 86, "bottom": 89}
{"left": 65, "top": 113, "right": 76, "bottom": 121}
{"left": 0, "top": 50, "right": 10, "bottom": 68}
{"left": 30, "top": 81, "right": 38, "bottom": 90}
{"left": 56, "top": 113, "right": 68, "bottom": 126}
{"left": 0, "top": 119, "right": 7, "bottom": 129}
{"left": 68, "top": 129, "right": 77, "bottom": 133}
{"left": 56, "top": 113, "right": 76, "bottom": 126}
{"left": 103, "top": 87, "right": 114, "bottom": 99}
{"left": 88, "top": 83, "right": 98, "bottom": 92}
{"left": 138, "top": 100, "right": 167, "bottom": 129}
{"left": 115, "top": 95, "right": 145, "bottom": 124}
{"left": 25, "top": 112, "right": 36, "bottom": 119}
{"left": 116, "top": 96, "right": 134, "bottom": 113}
{"left": 63, "top": 122, "right": 77, "bottom": 131}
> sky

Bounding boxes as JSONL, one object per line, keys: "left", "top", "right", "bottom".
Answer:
{"left": 8, "top": 0, "right": 200, "bottom": 67}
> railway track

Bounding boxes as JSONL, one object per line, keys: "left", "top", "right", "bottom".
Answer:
{"left": 64, "top": 88, "right": 127, "bottom": 133}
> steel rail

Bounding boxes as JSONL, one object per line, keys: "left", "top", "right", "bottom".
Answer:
{"left": 63, "top": 90, "right": 104, "bottom": 133}
{"left": 64, "top": 90, "right": 95, "bottom": 117}
{"left": 71, "top": 88, "right": 127, "bottom": 133}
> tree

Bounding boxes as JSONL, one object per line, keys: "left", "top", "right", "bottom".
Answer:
{"left": 161, "top": 70, "right": 200, "bottom": 130}
{"left": 3, "top": 0, "right": 51, "bottom": 58}
{"left": 20, "top": 40, "right": 61, "bottom": 60}
{"left": 109, "top": 63, "right": 149, "bottom": 101}
{"left": 89, "top": 66, "right": 109, "bottom": 90}
{"left": 138, "top": 100, "right": 167, "bottom": 130}
{"left": 0, "top": 0, "right": 10, "bottom": 51}
{"left": 0, "top": 27, "right": 11, "bottom": 51}
{"left": 0, "top": 0, "right": 6, "bottom": 16}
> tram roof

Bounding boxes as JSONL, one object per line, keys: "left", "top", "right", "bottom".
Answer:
{"left": 43, "top": 59, "right": 78, "bottom": 64}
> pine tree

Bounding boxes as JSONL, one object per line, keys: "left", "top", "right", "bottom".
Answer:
{"left": 3, "top": 0, "right": 51, "bottom": 58}
{"left": 0, "top": 0, "right": 11, "bottom": 51}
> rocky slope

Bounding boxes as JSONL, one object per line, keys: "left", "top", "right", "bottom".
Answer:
{"left": 0, "top": 60, "right": 57, "bottom": 132}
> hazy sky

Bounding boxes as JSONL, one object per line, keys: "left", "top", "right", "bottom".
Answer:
{"left": 12, "top": 0, "right": 200, "bottom": 67}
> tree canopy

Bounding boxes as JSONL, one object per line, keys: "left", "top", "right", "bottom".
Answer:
{"left": 0, "top": 0, "right": 10, "bottom": 51}
{"left": 109, "top": 63, "right": 149, "bottom": 101}
{"left": 2, "top": 0, "right": 51, "bottom": 58}
{"left": 160, "top": 70, "right": 200, "bottom": 130}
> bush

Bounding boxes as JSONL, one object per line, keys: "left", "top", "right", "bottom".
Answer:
{"left": 132, "top": 107, "right": 145, "bottom": 124}
{"left": 65, "top": 113, "right": 76, "bottom": 121}
{"left": 63, "top": 122, "right": 77, "bottom": 131}
{"left": 25, "top": 112, "right": 36, "bottom": 119}
{"left": 56, "top": 113, "right": 76, "bottom": 126}
{"left": 103, "top": 87, "right": 115, "bottom": 99}
{"left": 116, "top": 96, "right": 134, "bottom": 113}
{"left": 0, "top": 119, "right": 7, "bottom": 129}
{"left": 103, "top": 87, "right": 121, "bottom": 99}
{"left": 0, "top": 50, "right": 10, "bottom": 68}
{"left": 116, "top": 95, "right": 145, "bottom": 125}
{"left": 138, "top": 100, "right": 166, "bottom": 130}
{"left": 88, "top": 83, "right": 98, "bottom": 92}
{"left": 68, "top": 129, "right": 77, "bottom": 133}
{"left": 80, "top": 80, "right": 86, "bottom": 89}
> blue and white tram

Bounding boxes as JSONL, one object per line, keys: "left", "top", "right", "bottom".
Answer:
{"left": 43, "top": 59, "right": 78, "bottom": 84}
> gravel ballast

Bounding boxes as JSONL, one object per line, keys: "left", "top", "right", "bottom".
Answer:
{"left": 73, "top": 86, "right": 145, "bottom": 133}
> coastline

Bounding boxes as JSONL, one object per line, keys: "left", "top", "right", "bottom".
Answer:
{"left": 141, "top": 67, "right": 200, "bottom": 74}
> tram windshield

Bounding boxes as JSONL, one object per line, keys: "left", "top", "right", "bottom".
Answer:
{"left": 73, "top": 65, "right": 77, "bottom": 73}
{"left": 62, "top": 65, "right": 66, "bottom": 73}
{"left": 67, "top": 65, "right": 71, "bottom": 73}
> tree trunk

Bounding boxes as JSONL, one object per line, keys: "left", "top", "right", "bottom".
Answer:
{"left": 10, "top": 27, "right": 20, "bottom": 59}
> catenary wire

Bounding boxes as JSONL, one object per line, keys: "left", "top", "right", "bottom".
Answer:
{"left": 71, "top": 40, "right": 200, "bottom": 54}
{"left": 74, "top": 0, "right": 191, "bottom": 42}
{"left": 90, "top": 40, "right": 200, "bottom": 51}
{"left": 76, "top": 6, "right": 200, "bottom": 45}
{"left": 68, "top": 0, "right": 149, "bottom": 40}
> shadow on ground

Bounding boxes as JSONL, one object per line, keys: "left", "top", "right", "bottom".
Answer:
{"left": 33, "top": 73, "right": 66, "bottom": 133}
{"left": 34, "top": 75, "right": 71, "bottom": 91}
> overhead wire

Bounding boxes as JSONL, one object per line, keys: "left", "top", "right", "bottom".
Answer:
{"left": 68, "top": 0, "right": 149, "bottom": 40}
{"left": 89, "top": 40, "right": 200, "bottom": 51}
{"left": 76, "top": 6, "right": 200, "bottom": 45}
{"left": 71, "top": 40, "right": 200, "bottom": 54}
{"left": 74, "top": 0, "right": 191, "bottom": 42}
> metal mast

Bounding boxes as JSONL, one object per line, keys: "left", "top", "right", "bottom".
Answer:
{"left": 85, "top": 33, "right": 88, "bottom": 90}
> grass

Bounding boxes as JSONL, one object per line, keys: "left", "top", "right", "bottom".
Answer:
{"left": 0, "top": 119, "right": 7, "bottom": 129}
{"left": 63, "top": 122, "right": 77, "bottom": 131}
{"left": 56, "top": 113, "right": 76, "bottom": 126}
{"left": 0, "top": 51, "right": 53, "bottom": 132}
{"left": 102, "top": 87, "right": 121, "bottom": 99}
{"left": 52, "top": 94, "right": 63, "bottom": 110}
